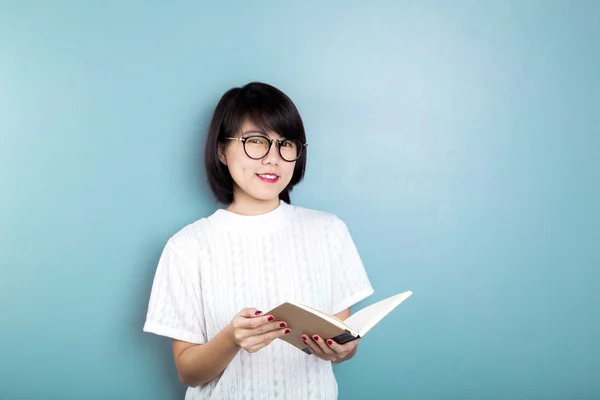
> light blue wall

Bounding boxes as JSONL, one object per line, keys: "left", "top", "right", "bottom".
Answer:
{"left": 1, "top": 1, "right": 598, "bottom": 398}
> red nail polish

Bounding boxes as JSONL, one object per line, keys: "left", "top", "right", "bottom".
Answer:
{"left": 255, "top": 311, "right": 262, "bottom": 315}
{"left": 285, "top": 329, "right": 291, "bottom": 334}
{"left": 313, "top": 336, "right": 319, "bottom": 341}
{"left": 280, "top": 322, "right": 286, "bottom": 328}
{"left": 268, "top": 316, "right": 274, "bottom": 321}
{"left": 327, "top": 340, "right": 333, "bottom": 345}
{"left": 301, "top": 335, "right": 307, "bottom": 341}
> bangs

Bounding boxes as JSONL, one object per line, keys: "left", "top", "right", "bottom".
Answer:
{"left": 220, "top": 84, "right": 306, "bottom": 143}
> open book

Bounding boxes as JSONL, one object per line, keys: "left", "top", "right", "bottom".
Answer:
{"left": 266, "top": 290, "right": 413, "bottom": 354}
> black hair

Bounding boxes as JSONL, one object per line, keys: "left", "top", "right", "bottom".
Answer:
{"left": 204, "top": 82, "right": 307, "bottom": 205}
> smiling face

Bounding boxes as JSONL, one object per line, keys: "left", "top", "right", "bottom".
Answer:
{"left": 204, "top": 82, "right": 308, "bottom": 209}
{"left": 219, "top": 119, "right": 297, "bottom": 207}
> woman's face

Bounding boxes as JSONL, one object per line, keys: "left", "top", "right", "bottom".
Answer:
{"left": 219, "top": 119, "right": 297, "bottom": 204}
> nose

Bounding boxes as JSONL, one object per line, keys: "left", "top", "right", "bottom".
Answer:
{"left": 262, "top": 141, "right": 281, "bottom": 165}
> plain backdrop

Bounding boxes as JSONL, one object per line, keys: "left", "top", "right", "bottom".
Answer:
{"left": 1, "top": 1, "right": 599, "bottom": 398}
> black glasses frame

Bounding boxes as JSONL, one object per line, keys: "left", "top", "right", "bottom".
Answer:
{"left": 224, "top": 134, "right": 308, "bottom": 162}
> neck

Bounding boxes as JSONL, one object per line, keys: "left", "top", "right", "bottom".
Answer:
{"left": 227, "top": 189, "right": 281, "bottom": 216}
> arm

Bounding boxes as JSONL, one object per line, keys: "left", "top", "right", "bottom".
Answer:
{"left": 172, "top": 324, "right": 239, "bottom": 387}
{"left": 171, "top": 308, "right": 290, "bottom": 387}
{"left": 333, "top": 307, "right": 351, "bottom": 321}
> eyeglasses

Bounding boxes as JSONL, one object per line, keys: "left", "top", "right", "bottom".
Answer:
{"left": 224, "top": 134, "right": 307, "bottom": 162}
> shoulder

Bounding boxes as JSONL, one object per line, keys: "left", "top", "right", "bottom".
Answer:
{"left": 288, "top": 203, "right": 348, "bottom": 231}
{"left": 163, "top": 217, "right": 212, "bottom": 261}
{"left": 288, "top": 204, "right": 358, "bottom": 254}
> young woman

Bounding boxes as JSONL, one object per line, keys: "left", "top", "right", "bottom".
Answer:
{"left": 143, "top": 82, "right": 374, "bottom": 399}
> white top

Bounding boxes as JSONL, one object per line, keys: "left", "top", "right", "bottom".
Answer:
{"left": 143, "top": 200, "right": 374, "bottom": 400}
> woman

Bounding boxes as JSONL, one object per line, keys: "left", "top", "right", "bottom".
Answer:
{"left": 143, "top": 82, "right": 374, "bottom": 399}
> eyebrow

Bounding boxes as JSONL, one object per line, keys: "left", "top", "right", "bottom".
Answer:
{"left": 241, "top": 130, "right": 286, "bottom": 140}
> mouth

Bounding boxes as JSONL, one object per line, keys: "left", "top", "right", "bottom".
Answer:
{"left": 256, "top": 173, "right": 280, "bottom": 183}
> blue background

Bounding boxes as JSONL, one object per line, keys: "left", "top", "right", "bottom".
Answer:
{"left": 1, "top": 1, "right": 598, "bottom": 398}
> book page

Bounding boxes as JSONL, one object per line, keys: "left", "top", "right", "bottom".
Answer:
{"left": 344, "top": 291, "right": 413, "bottom": 336}
{"left": 290, "top": 302, "right": 349, "bottom": 326}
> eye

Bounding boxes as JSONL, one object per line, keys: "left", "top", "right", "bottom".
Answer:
{"left": 247, "top": 137, "right": 268, "bottom": 145}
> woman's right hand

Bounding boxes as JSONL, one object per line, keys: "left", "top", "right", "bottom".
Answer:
{"left": 229, "top": 308, "right": 291, "bottom": 353}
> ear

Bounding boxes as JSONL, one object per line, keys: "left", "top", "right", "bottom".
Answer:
{"left": 218, "top": 143, "right": 227, "bottom": 165}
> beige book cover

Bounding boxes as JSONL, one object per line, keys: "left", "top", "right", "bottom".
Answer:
{"left": 267, "top": 290, "right": 413, "bottom": 354}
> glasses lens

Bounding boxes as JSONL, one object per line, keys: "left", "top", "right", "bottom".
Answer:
{"left": 280, "top": 139, "right": 302, "bottom": 161}
{"left": 244, "top": 136, "right": 270, "bottom": 159}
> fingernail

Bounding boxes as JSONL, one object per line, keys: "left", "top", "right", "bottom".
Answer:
{"left": 255, "top": 311, "right": 262, "bottom": 315}
{"left": 301, "top": 335, "right": 308, "bottom": 341}
{"left": 268, "top": 316, "right": 274, "bottom": 321}
{"left": 313, "top": 335, "right": 319, "bottom": 341}
{"left": 285, "top": 329, "right": 291, "bottom": 334}
{"left": 327, "top": 340, "right": 333, "bottom": 345}
{"left": 280, "top": 322, "right": 286, "bottom": 328}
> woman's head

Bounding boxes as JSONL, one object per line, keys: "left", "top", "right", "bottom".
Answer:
{"left": 204, "top": 82, "right": 307, "bottom": 205}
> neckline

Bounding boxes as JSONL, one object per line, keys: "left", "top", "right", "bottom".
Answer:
{"left": 208, "top": 200, "right": 294, "bottom": 233}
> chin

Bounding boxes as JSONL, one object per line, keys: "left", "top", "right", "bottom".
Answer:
{"left": 248, "top": 188, "right": 284, "bottom": 202}
{"left": 252, "top": 193, "right": 282, "bottom": 202}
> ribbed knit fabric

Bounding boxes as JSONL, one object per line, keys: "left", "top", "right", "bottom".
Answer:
{"left": 143, "top": 200, "right": 374, "bottom": 400}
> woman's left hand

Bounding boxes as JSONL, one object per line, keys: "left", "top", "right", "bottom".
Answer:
{"left": 301, "top": 333, "right": 360, "bottom": 364}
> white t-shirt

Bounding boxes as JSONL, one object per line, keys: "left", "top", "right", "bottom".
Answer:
{"left": 143, "top": 200, "right": 374, "bottom": 399}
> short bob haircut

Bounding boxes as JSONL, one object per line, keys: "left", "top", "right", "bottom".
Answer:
{"left": 204, "top": 82, "right": 307, "bottom": 205}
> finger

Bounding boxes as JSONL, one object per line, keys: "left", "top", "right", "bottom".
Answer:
{"left": 239, "top": 308, "right": 264, "bottom": 318}
{"left": 246, "top": 327, "right": 291, "bottom": 352}
{"left": 236, "top": 313, "right": 279, "bottom": 329}
{"left": 246, "top": 341, "right": 268, "bottom": 353}
{"left": 309, "top": 334, "right": 336, "bottom": 356}
{"left": 301, "top": 334, "right": 326, "bottom": 358}
{"left": 244, "top": 316, "right": 287, "bottom": 333}
{"left": 249, "top": 319, "right": 288, "bottom": 336}
{"left": 324, "top": 337, "right": 355, "bottom": 354}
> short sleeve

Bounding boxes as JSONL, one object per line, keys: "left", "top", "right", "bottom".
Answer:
{"left": 330, "top": 217, "right": 375, "bottom": 315}
{"left": 143, "top": 240, "right": 206, "bottom": 344}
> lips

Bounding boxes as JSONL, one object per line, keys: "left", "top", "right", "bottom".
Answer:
{"left": 257, "top": 173, "right": 279, "bottom": 183}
